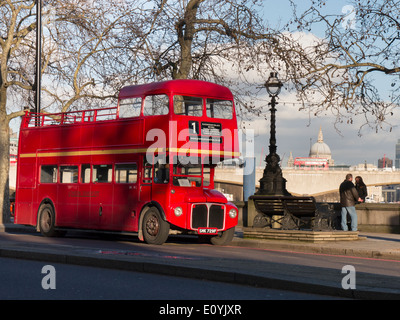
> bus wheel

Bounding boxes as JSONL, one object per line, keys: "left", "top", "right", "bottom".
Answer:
{"left": 142, "top": 208, "right": 170, "bottom": 245}
{"left": 38, "top": 203, "right": 57, "bottom": 237}
{"left": 209, "top": 227, "right": 235, "bottom": 246}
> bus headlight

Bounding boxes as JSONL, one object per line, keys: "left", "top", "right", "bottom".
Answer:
{"left": 229, "top": 208, "right": 237, "bottom": 219}
{"left": 174, "top": 206, "right": 183, "bottom": 217}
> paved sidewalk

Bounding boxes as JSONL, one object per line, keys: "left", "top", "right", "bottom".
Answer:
{"left": 232, "top": 229, "right": 400, "bottom": 261}
{"left": 1, "top": 223, "right": 399, "bottom": 299}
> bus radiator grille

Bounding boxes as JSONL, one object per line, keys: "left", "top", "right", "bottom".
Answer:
{"left": 209, "top": 204, "right": 224, "bottom": 229}
{"left": 191, "top": 204, "right": 224, "bottom": 229}
{"left": 192, "top": 204, "right": 208, "bottom": 229}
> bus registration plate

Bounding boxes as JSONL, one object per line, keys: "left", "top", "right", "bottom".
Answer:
{"left": 198, "top": 228, "right": 218, "bottom": 235}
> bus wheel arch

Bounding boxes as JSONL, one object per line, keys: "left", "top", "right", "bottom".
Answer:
{"left": 139, "top": 204, "right": 169, "bottom": 245}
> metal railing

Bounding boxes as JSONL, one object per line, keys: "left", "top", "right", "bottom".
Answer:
{"left": 22, "top": 107, "right": 119, "bottom": 128}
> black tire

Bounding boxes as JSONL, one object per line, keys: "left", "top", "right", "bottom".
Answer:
{"left": 38, "top": 203, "right": 57, "bottom": 237}
{"left": 142, "top": 208, "right": 170, "bottom": 245}
{"left": 206, "top": 227, "right": 235, "bottom": 246}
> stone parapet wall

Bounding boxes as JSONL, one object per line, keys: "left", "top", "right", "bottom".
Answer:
{"left": 355, "top": 203, "right": 400, "bottom": 233}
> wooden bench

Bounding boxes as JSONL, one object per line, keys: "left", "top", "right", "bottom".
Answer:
{"left": 249, "top": 195, "right": 332, "bottom": 230}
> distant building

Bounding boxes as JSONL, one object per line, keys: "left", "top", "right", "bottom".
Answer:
{"left": 309, "top": 127, "right": 334, "bottom": 166}
{"left": 10, "top": 130, "right": 18, "bottom": 165}
{"left": 382, "top": 185, "right": 400, "bottom": 203}
{"left": 378, "top": 157, "right": 393, "bottom": 169}
{"left": 352, "top": 163, "right": 377, "bottom": 171}
{"left": 366, "top": 185, "right": 384, "bottom": 203}
{"left": 396, "top": 139, "right": 400, "bottom": 168}
{"left": 287, "top": 152, "right": 294, "bottom": 167}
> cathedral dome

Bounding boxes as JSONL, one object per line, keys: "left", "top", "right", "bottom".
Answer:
{"left": 309, "top": 127, "right": 332, "bottom": 159}
{"left": 310, "top": 142, "right": 331, "bottom": 157}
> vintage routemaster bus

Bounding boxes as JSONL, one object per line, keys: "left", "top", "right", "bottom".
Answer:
{"left": 14, "top": 79, "right": 240, "bottom": 245}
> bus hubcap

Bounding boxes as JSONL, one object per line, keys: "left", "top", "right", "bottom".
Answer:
{"left": 146, "top": 215, "right": 159, "bottom": 236}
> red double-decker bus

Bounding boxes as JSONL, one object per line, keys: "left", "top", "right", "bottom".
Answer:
{"left": 293, "top": 157, "right": 329, "bottom": 170}
{"left": 14, "top": 80, "right": 240, "bottom": 245}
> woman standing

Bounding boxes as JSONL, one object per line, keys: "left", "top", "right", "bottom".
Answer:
{"left": 355, "top": 176, "right": 368, "bottom": 203}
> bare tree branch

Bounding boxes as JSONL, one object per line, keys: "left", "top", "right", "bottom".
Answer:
{"left": 277, "top": 0, "right": 400, "bottom": 132}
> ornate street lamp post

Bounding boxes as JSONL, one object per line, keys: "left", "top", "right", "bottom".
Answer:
{"left": 257, "top": 72, "right": 290, "bottom": 196}
{"left": 34, "top": 0, "right": 42, "bottom": 116}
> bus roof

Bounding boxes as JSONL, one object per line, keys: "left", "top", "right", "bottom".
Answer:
{"left": 118, "top": 79, "right": 233, "bottom": 100}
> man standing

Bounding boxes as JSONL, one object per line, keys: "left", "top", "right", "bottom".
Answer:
{"left": 339, "top": 173, "right": 362, "bottom": 231}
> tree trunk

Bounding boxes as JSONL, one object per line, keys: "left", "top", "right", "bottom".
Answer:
{"left": 0, "top": 113, "right": 10, "bottom": 225}
{"left": 175, "top": 0, "right": 202, "bottom": 79}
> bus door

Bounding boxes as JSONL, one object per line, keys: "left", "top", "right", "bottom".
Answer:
{"left": 15, "top": 160, "right": 36, "bottom": 225}
{"left": 76, "top": 164, "right": 92, "bottom": 229}
{"left": 139, "top": 157, "right": 152, "bottom": 203}
{"left": 113, "top": 163, "right": 139, "bottom": 230}
{"left": 90, "top": 164, "right": 113, "bottom": 229}
{"left": 152, "top": 158, "right": 170, "bottom": 210}
{"left": 57, "top": 165, "right": 79, "bottom": 226}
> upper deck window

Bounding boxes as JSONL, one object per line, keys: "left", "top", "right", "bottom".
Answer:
{"left": 119, "top": 97, "right": 142, "bottom": 118}
{"left": 143, "top": 94, "right": 169, "bottom": 116}
{"left": 206, "top": 99, "right": 233, "bottom": 119}
{"left": 173, "top": 96, "right": 203, "bottom": 116}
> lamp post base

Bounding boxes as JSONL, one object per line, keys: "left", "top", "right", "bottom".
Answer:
{"left": 257, "top": 174, "right": 291, "bottom": 196}
{"left": 256, "top": 153, "right": 291, "bottom": 196}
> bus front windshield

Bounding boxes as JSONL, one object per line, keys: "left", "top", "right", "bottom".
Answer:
{"left": 172, "top": 156, "right": 210, "bottom": 187}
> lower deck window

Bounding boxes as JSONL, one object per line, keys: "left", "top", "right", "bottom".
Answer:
{"left": 60, "top": 166, "right": 79, "bottom": 183}
{"left": 172, "top": 156, "right": 212, "bottom": 187}
{"left": 40, "top": 165, "right": 58, "bottom": 183}
{"left": 115, "top": 163, "right": 137, "bottom": 183}
{"left": 93, "top": 165, "right": 112, "bottom": 183}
